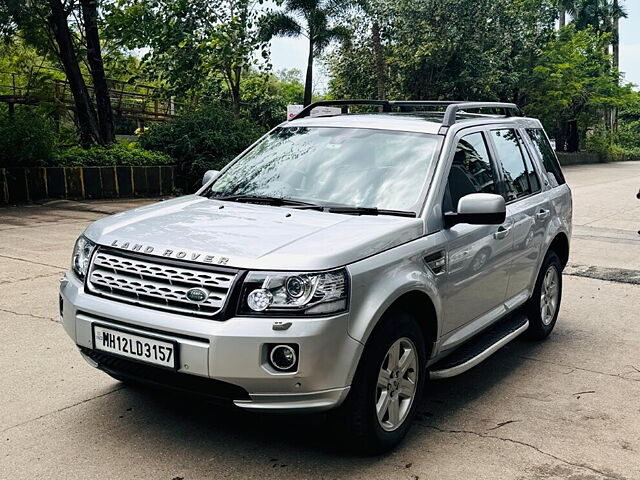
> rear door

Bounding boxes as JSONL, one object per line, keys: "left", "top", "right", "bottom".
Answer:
{"left": 487, "top": 128, "right": 546, "bottom": 307}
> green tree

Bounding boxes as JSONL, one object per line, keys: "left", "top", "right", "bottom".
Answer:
{"left": 260, "top": 0, "right": 351, "bottom": 106}
{"left": 242, "top": 70, "right": 305, "bottom": 126}
{"left": 139, "top": 104, "right": 265, "bottom": 187}
{"left": 105, "top": 0, "right": 268, "bottom": 113}
{"left": 555, "top": 1, "right": 626, "bottom": 67}
{"left": 558, "top": 0, "right": 576, "bottom": 28}
{"left": 329, "top": 0, "right": 557, "bottom": 102}
{"left": 327, "top": 15, "right": 379, "bottom": 100}
{"left": 2, "top": 0, "right": 114, "bottom": 145}
{"left": 523, "top": 26, "right": 631, "bottom": 151}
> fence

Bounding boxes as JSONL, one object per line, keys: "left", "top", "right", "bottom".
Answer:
{"left": 556, "top": 152, "right": 602, "bottom": 165}
{"left": 1, "top": 166, "right": 175, "bottom": 205}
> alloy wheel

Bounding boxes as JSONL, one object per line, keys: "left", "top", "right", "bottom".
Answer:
{"left": 540, "top": 266, "right": 559, "bottom": 325}
{"left": 375, "top": 337, "right": 419, "bottom": 432}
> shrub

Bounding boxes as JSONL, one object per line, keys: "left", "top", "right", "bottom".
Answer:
{"left": 583, "top": 129, "right": 613, "bottom": 157}
{"left": 138, "top": 104, "right": 265, "bottom": 181}
{"left": 0, "top": 106, "right": 57, "bottom": 167}
{"left": 584, "top": 128, "right": 640, "bottom": 162}
{"left": 55, "top": 143, "right": 174, "bottom": 167}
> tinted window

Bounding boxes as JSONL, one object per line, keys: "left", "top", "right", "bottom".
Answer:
{"left": 444, "top": 132, "right": 497, "bottom": 212}
{"left": 526, "top": 128, "right": 566, "bottom": 186}
{"left": 521, "top": 142, "right": 541, "bottom": 193}
{"left": 492, "top": 129, "right": 539, "bottom": 201}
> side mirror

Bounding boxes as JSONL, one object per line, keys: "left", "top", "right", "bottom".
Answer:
{"left": 202, "top": 169, "right": 220, "bottom": 186}
{"left": 444, "top": 193, "right": 506, "bottom": 228}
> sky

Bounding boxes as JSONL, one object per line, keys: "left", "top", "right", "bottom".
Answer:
{"left": 270, "top": 3, "right": 640, "bottom": 93}
{"left": 619, "top": 0, "right": 640, "bottom": 87}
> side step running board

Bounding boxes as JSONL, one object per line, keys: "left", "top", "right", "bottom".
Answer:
{"left": 430, "top": 314, "right": 529, "bottom": 379}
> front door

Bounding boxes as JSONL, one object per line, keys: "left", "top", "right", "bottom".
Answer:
{"left": 439, "top": 130, "right": 512, "bottom": 334}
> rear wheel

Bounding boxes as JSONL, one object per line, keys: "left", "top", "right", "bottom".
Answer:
{"left": 336, "top": 310, "right": 426, "bottom": 454}
{"left": 525, "top": 250, "right": 563, "bottom": 340}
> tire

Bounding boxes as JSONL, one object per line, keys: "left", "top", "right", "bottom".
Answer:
{"left": 335, "top": 309, "right": 426, "bottom": 455}
{"left": 525, "top": 250, "right": 563, "bottom": 340}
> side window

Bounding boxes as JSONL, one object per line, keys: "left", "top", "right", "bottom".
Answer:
{"left": 491, "top": 129, "right": 539, "bottom": 202}
{"left": 521, "top": 140, "right": 541, "bottom": 193}
{"left": 444, "top": 132, "right": 497, "bottom": 212}
{"left": 526, "top": 128, "right": 566, "bottom": 187}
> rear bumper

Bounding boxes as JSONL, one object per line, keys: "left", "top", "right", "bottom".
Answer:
{"left": 61, "top": 272, "right": 362, "bottom": 412}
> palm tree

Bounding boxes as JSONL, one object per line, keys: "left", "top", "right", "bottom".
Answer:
{"left": 371, "top": 20, "right": 385, "bottom": 100}
{"left": 260, "top": 0, "right": 350, "bottom": 106}
{"left": 572, "top": 0, "right": 622, "bottom": 34}
{"left": 558, "top": 0, "right": 576, "bottom": 28}
{"left": 558, "top": 1, "right": 626, "bottom": 67}
{"left": 611, "top": 0, "right": 627, "bottom": 69}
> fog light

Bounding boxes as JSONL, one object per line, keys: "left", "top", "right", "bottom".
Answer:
{"left": 247, "top": 288, "right": 273, "bottom": 311}
{"left": 269, "top": 344, "right": 298, "bottom": 371}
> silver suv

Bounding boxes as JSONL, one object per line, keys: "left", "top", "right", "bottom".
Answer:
{"left": 60, "top": 100, "right": 571, "bottom": 453}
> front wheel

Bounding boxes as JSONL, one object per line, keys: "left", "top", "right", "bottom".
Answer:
{"left": 525, "top": 250, "right": 563, "bottom": 340}
{"left": 335, "top": 310, "right": 426, "bottom": 455}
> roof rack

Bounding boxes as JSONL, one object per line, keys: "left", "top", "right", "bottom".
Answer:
{"left": 291, "top": 100, "right": 523, "bottom": 127}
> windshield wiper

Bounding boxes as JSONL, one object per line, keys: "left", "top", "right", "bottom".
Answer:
{"left": 210, "top": 195, "right": 416, "bottom": 217}
{"left": 326, "top": 206, "right": 416, "bottom": 218}
{"left": 210, "top": 194, "right": 323, "bottom": 209}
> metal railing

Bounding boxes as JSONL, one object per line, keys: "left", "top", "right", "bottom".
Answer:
{"left": 0, "top": 68, "right": 190, "bottom": 121}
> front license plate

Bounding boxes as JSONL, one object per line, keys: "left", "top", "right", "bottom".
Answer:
{"left": 93, "top": 325, "right": 177, "bottom": 369}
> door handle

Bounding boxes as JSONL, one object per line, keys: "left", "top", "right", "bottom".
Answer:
{"left": 536, "top": 209, "right": 550, "bottom": 221}
{"left": 493, "top": 226, "right": 512, "bottom": 240}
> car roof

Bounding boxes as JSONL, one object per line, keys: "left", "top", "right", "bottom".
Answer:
{"left": 282, "top": 112, "right": 542, "bottom": 135}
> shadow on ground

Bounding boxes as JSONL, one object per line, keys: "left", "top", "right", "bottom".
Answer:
{"left": 72, "top": 337, "right": 547, "bottom": 463}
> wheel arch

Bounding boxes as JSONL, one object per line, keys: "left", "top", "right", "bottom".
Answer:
{"left": 367, "top": 290, "right": 439, "bottom": 359}
{"left": 547, "top": 232, "right": 570, "bottom": 269}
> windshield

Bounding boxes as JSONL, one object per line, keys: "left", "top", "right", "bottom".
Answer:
{"left": 206, "top": 127, "right": 441, "bottom": 212}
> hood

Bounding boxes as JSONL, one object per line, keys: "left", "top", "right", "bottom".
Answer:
{"left": 84, "top": 195, "right": 424, "bottom": 270}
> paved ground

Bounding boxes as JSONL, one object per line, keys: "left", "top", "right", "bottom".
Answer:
{"left": 1, "top": 163, "right": 639, "bottom": 480}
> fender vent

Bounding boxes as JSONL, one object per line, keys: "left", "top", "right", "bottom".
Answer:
{"left": 424, "top": 250, "right": 447, "bottom": 275}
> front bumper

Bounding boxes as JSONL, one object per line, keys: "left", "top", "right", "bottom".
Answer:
{"left": 60, "top": 273, "right": 362, "bottom": 412}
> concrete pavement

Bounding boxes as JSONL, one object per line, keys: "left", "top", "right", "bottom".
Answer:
{"left": 1, "top": 163, "right": 639, "bottom": 479}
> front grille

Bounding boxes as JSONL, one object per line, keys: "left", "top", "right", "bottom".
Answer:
{"left": 87, "top": 248, "right": 236, "bottom": 317}
{"left": 81, "top": 348, "right": 250, "bottom": 402}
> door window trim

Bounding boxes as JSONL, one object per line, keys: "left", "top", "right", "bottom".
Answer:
{"left": 438, "top": 128, "right": 502, "bottom": 215}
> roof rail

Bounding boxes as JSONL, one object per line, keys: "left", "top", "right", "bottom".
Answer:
{"left": 292, "top": 100, "right": 392, "bottom": 118}
{"left": 291, "top": 100, "right": 523, "bottom": 127}
{"left": 440, "top": 102, "right": 521, "bottom": 127}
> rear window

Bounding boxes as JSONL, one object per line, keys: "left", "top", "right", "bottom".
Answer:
{"left": 491, "top": 129, "right": 541, "bottom": 201}
{"left": 526, "top": 128, "right": 566, "bottom": 187}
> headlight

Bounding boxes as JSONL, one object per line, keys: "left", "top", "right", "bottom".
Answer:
{"left": 71, "top": 235, "right": 96, "bottom": 280}
{"left": 239, "top": 269, "right": 349, "bottom": 315}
